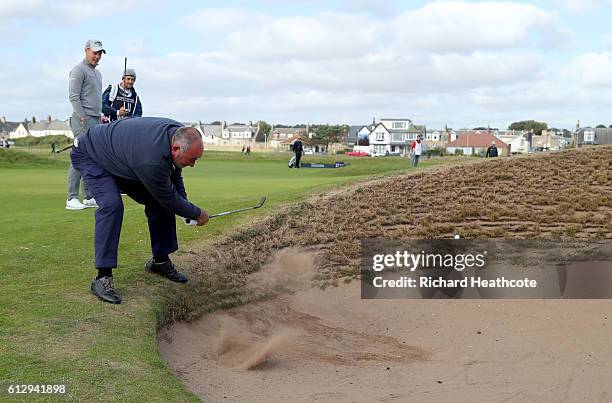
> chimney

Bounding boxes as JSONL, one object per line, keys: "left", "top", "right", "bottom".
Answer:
{"left": 47, "top": 115, "right": 52, "bottom": 123}
{"left": 32, "top": 116, "right": 36, "bottom": 124}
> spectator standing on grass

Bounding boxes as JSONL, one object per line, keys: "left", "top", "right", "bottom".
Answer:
{"left": 410, "top": 135, "right": 424, "bottom": 167}
{"left": 66, "top": 39, "right": 105, "bottom": 210}
{"left": 102, "top": 69, "right": 142, "bottom": 122}
{"left": 246, "top": 144, "right": 251, "bottom": 156}
{"left": 292, "top": 136, "right": 304, "bottom": 168}
{"left": 71, "top": 117, "right": 209, "bottom": 304}
{"left": 486, "top": 141, "right": 499, "bottom": 158}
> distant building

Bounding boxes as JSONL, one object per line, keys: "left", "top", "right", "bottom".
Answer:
{"left": 495, "top": 132, "right": 529, "bottom": 154}
{"left": 9, "top": 116, "right": 73, "bottom": 139}
{"left": 185, "top": 121, "right": 259, "bottom": 145}
{"left": 446, "top": 131, "right": 510, "bottom": 156}
{"left": 198, "top": 123, "right": 223, "bottom": 144}
{"left": 223, "top": 122, "right": 255, "bottom": 145}
{"left": 575, "top": 127, "right": 612, "bottom": 146}
{"left": 280, "top": 134, "right": 311, "bottom": 152}
{"left": 0, "top": 117, "right": 20, "bottom": 138}
{"left": 351, "top": 118, "right": 425, "bottom": 156}
{"left": 269, "top": 126, "right": 308, "bottom": 149}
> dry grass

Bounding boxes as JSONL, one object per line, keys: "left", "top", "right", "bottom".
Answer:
{"left": 168, "top": 146, "right": 612, "bottom": 323}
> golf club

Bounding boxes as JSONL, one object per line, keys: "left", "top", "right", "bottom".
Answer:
{"left": 184, "top": 196, "right": 267, "bottom": 226}
{"left": 55, "top": 144, "right": 74, "bottom": 153}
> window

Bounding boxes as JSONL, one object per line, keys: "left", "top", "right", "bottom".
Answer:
{"left": 376, "top": 131, "right": 385, "bottom": 141}
{"left": 392, "top": 122, "right": 406, "bottom": 129}
{"left": 584, "top": 131, "right": 595, "bottom": 143}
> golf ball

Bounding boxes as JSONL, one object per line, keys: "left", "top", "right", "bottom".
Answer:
{"left": 454, "top": 234, "right": 460, "bottom": 239}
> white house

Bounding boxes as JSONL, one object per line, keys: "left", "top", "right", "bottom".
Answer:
{"left": 224, "top": 124, "right": 254, "bottom": 145}
{"left": 369, "top": 123, "right": 391, "bottom": 155}
{"left": 426, "top": 130, "right": 441, "bottom": 142}
{"left": 187, "top": 121, "right": 256, "bottom": 146}
{"left": 352, "top": 117, "right": 425, "bottom": 156}
{"left": 185, "top": 122, "right": 223, "bottom": 145}
{"left": 10, "top": 123, "right": 30, "bottom": 138}
{"left": 10, "top": 118, "right": 73, "bottom": 139}
{"left": 495, "top": 133, "right": 529, "bottom": 154}
{"left": 28, "top": 120, "right": 73, "bottom": 138}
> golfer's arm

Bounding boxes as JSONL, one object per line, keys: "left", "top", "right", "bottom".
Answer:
{"left": 68, "top": 68, "right": 86, "bottom": 118}
{"left": 172, "top": 168, "right": 188, "bottom": 199}
{"left": 137, "top": 166, "right": 201, "bottom": 219}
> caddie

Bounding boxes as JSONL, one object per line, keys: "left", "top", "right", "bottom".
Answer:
{"left": 102, "top": 68, "right": 142, "bottom": 122}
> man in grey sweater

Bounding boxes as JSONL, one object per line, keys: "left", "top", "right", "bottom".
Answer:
{"left": 66, "top": 39, "right": 105, "bottom": 210}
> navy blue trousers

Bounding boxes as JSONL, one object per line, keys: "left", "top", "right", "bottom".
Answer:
{"left": 71, "top": 146, "right": 178, "bottom": 269}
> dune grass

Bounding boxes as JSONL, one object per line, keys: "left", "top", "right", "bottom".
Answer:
{"left": 0, "top": 147, "right": 460, "bottom": 401}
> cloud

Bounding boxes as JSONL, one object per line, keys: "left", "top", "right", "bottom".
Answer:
{"left": 393, "top": 1, "right": 566, "bottom": 53}
{"left": 0, "top": 0, "right": 43, "bottom": 18}
{"left": 182, "top": 1, "right": 566, "bottom": 61}
{"left": 180, "top": 8, "right": 272, "bottom": 34}
{"left": 4, "top": 1, "right": 611, "bottom": 130}
{"left": 565, "top": 51, "right": 612, "bottom": 87}
{"left": 339, "top": 0, "right": 399, "bottom": 16}
{"left": 551, "top": 0, "right": 612, "bottom": 12}
{"left": 0, "top": 0, "right": 156, "bottom": 25}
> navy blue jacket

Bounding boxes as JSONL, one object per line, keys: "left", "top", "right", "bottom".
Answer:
{"left": 102, "top": 84, "right": 143, "bottom": 122}
{"left": 79, "top": 117, "right": 201, "bottom": 219}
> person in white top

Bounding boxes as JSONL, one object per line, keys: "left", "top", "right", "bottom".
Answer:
{"left": 410, "top": 135, "right": 423, "bottom": 167}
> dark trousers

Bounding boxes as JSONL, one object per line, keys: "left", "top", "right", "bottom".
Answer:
{"left": 71, "top": 146, "right": 178, "bottom": 269}
{"left": 295, "top": 152, "right": 302, "bottom": 168}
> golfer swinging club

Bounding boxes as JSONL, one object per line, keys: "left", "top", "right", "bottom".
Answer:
{"left": 71, "top": 117, "right": 209, "bottom": 304}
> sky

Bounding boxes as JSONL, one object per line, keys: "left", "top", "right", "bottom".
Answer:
{"left": 2, "top": 0, "right": 612, "bottom": 129}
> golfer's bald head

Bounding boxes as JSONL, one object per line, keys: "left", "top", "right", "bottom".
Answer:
{"left": 172, "top": 127, "right": 202, "bottom": 152}
{"left": 171, "top": 127, "right": 204, "bottom": 168}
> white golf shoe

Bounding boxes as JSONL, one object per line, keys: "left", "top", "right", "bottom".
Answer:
{"left": 83, "top": 198, "right": 99, "bottom": 208}
{"left": 66, "top": 198, "right": 86, "bottom": 210}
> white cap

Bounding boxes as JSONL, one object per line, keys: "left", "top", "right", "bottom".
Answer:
{"left": 85, "top": 39, "right": 105, "bottom": 53}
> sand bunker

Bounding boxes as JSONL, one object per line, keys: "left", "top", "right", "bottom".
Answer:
{"left": 160, "top": 264, "right": 612, "bottom": 401}
{"left": 214, "top": 318, "right": 299, "bottom": 370}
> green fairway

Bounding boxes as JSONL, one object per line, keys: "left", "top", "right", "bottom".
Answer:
{"left": 0, "top": 147, "right": 459, "bottom": 401}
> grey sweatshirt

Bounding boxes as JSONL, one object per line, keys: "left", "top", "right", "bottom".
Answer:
{"left": 69, "top": 58, "right": 102, "bottom": 118}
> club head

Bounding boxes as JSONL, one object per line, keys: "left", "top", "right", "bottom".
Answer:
{"left": 257, "top": 196, "right": 267, "bottom": 208}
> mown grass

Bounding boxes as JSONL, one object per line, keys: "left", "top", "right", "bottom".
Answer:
{"left": 0, "top": 147, "right": 462, "bottom": 401}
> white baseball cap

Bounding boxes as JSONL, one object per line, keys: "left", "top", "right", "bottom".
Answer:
{"left": 85, "top": 39, "right": 106, "bottom": 53}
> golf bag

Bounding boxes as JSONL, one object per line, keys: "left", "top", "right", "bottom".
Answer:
{"left": 288, "top": 155, "right": 296, "bottom": 168}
